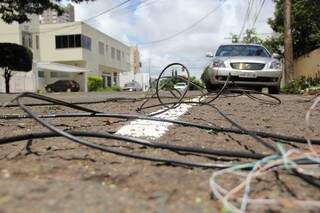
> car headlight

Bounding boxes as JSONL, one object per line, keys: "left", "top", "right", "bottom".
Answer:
{"left": 269, "top": 61, "right": 282, "bottom": 69}
{"left": 212, "top": 59, "right": 226, "bottom": 68}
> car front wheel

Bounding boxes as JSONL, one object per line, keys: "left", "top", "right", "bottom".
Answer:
{"left": 205, "top": 82, "right": 222, "bottom": 93}
{"left": 269, "top": 86, "right": 280, "bottom": 94}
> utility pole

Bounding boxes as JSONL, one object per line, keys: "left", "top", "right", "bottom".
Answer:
{"left": 148, "top": 57, "right": 151, "bottom": 88}
{"left": 284, "top": 0, "right": 294, "bottom": 84}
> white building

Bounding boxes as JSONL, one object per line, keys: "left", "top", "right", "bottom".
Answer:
{"left": 0, "top": 15, "right": 133, "bottom": 93}
{"left": 40, "top": 3, "right": 75, "bottom": 24}
{"left": 119, "top": 46, "right": 150, "bottom": 91}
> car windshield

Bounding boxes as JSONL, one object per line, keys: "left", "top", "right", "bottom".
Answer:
{"left": 215, "top": 45, "right": 270, "bottom": 57}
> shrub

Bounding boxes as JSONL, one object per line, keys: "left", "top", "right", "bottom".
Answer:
{"left": 110, "top": 85, "right": 121, "bottom": 91}
{"left": 159, "top": 76, "right": 203, "bottom": 91}
{"left": 201, "top": 66, "right": 210, "bottom": 84}
{"left": 189, "top": 76, "right": 204, "bottom": 90}
{"left": 281, "top": 73, "right": 320, "bottom": 94}
{"left": 88, "top": 75, "right": 103, "bottom": 91}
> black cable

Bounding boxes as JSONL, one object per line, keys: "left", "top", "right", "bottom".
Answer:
{"left": 0, "top": 63, "right": 316, "bottom": 169}
{"left": 0, "top": 131, "right": 267, "bottom": 160}
{"left": 292, "top": 169, "right": 320, "bottom": 188}
{"left": 155, "top": 63, "right": 190, "bottom": 109}
{"left": 204, "top": 74, "right": 231, "bottom": 104}
{"left": 3, "top": 97, "right": 145, "bottom": 108}
{"left": 1, "top": 110, "right": 320, "bottom": 145}
{"left": 6, "top": 92, "right": 100, "bottom": 114}
{"left": 2, "top": 91, "right": 281, "bottom": 169}
{"left": 10, "top": 94, "right": 243, "bottom": 169}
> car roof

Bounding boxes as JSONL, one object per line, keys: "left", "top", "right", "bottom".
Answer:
{"left": 219, "top": 43, "right": 264, "bottom": 47}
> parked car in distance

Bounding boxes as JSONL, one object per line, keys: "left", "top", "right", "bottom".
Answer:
{"left": 122, "top": 81, "right": 142, "bottom": 91}
{"left": 174, "top": 82, "right": 187, "bottom": 91}
{"left": 45, "top": 80, "right": 80, "bottom": 92}
{"left": 203, "top": 44, "right": 282, "bottom": 94}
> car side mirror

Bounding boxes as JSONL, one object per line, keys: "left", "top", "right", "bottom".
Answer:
{"left": 206, "top": 52, "right": 214, "bottom": 58}
{"left": 272, "top": 53, "right": 281, "bottom": 59}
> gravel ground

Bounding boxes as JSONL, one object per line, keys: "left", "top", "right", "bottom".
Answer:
{"left": 0, "top": 91, "right": 319, "bottom": 213}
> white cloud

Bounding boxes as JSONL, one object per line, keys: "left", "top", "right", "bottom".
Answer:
{"left": 72, "top": 0, "right": 275, "bottom": 78}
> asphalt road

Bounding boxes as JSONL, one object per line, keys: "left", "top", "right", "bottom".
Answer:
{"left": 0, "top": 91, "right": 319, "bottom": 212}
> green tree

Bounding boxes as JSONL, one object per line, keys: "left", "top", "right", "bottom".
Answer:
{"left": 242, "top": 29, "right": 263, "bottom": 44}
{"left": 230, "top": 33, "right": 239, "bottom": 43}
{"left": 189, "top": 76, "right": 204, "bottom": 90}
{"left": 0, "top": 0, "right": 94, "bottom": 23}
{"left": 0, "top": 43, "right": 33, "bottom": 93}
{"left": 231, "top": 29, "right": 282, "bottom": 55}
{"left": 160, "top": 76, "right": 203, "bottom": 91}
{"left": 269, "top": 0, "right": 320, "bottom": 58}
{"left": 231, "top": 29, "right": 263, "bottom": 44}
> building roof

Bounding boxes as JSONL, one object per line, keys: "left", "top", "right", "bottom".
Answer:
{"left": 37, "top": 62, "right": 89, "bottom": 73}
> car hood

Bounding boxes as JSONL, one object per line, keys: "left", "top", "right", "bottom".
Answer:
{"left": 216, "top": 56, "right": 276, "bottom": 64}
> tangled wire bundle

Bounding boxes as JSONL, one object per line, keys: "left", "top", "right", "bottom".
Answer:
{"left": 0, "top": 63, "right": 319, "bottom": 212}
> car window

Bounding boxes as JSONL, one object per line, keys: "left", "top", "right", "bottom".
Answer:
{"left": 55, "top": 80, "right": 63, "bottom": 85}
{"left": 215, "top": 45, "right": 270, "bottom": 57}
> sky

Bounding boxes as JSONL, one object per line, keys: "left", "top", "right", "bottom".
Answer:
{"left": 67, "top": 0, "right": 275, "bottom": 78}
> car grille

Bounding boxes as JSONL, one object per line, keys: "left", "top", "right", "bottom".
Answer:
{"left": 217, "top": 76, "right": 278, "bottom": 82}
{"left": 230, "top": 63, "right": 265, "bottom": 70}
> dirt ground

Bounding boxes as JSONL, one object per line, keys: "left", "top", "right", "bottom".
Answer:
{"left": 0, "top": 91, "right": 319, "bottom": 213}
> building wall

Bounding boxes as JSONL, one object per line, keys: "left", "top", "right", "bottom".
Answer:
{"left": 0, "top": 67, "right": 36, "bottom": 93}
{"left": 130, "top": 46, "right": 140, "bottom": 74}
{"left": 0, "top": 20, "right": 20, "bottom": 44}
{"left": 81, "top": 23, "right": 130, "bottom": 76}
{"left": 0, "top": 15, "right": 41, "bottom": 60}
{"left": 294, "top": 48, "right": 320, "bottom": 79}
{"left": 39, "top": 22, "right": 130, "bottom": 76}
{"left": 39, "top": 22, "right": 84, "bottom": 62}
{"left": 119, "top": 72, "right": 150, "bottom": 91}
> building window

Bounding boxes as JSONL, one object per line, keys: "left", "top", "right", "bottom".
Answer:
{"left": 113, "top": 73, "right": 118, "bottom": 85}
{"left": 111, "top": 47, "right": 115, "bottom": 59}
{"left": 22, "top": 32, "right": 32, "bottom": 48}
{"left": 69, "top": 35, "right": 75, "bottom": 47}
{"left": 105, "top": 45, "right": 109, "bottom": 57}
{"left": 103, "top": 74, "right": 112, "bottom": 87}
{"left": 81, "top": 35, "right": 91, "bottom": 50}
{"left": 98, "top": 41, "right": 104, "bottom": 55}
{"left": 38, "top": 71, "right": 44, "bottom": 78}
{"left": 36, "top": 35, "right": 39, "bottom": 49}
{"left": 55, "top": 34, "right": 89, "bottom": 50}
{"left": 116, "top": 49, "right": 121, "bottom": 61}
{"left": 75, "top": 35, "right": 81, "bottom": 47}
{"left": 125, "top": 53, "right": 130, "bottom": 63}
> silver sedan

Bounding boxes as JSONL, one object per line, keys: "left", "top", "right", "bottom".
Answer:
{"left": 204, "top": 44, "right": 282, "bottom": 93}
